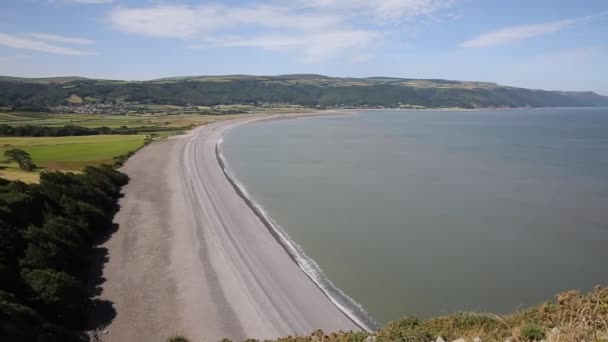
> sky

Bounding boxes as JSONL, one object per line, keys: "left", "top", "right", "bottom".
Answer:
{"left": 0, "top": 0, "right": 607, "bottom": 94}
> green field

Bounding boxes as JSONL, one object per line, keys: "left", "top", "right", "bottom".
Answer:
{"left": 0, "top": 112, "right": 258, "bottom": 128}
{"left": 0, "top": 110, "right": 305, "bottom": 182}
{"left": 0, "top": 135, "right": 147, "bottom": 181}
{"left": 0, "top": 112, "right": 195, "bottom": 128}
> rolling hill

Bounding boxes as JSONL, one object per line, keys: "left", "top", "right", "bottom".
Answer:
{"left": 1, "top": 74, "right": 607, "bottom": 109}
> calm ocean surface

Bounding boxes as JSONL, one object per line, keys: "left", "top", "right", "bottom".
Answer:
{"left": 221, "top": 108, "right": 608, "bottom": 323}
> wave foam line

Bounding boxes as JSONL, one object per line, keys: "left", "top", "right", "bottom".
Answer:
{"left": 216, "top": 128, "right": 379, "bottom": 332}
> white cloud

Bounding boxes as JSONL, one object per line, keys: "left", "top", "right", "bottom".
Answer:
{"left": 194, "top": 30, "right": 378, "bottom": 63}
{"left": 66, "top": 0, "right": 113, "bottom": 3}
{"left": 108, "top": 3, "right": 378, "bottom": 62}
{"left": 23, "top": 33, "right": 95, "bottom": 45}
{"left": 304, "top": 0, "right": 454, "bottom": 21}
{"left": 108, "top": 4, "right": 343, "bottom": 39}
{"left": 107, "top": 1, "right": 453, "bottom": 62}
{"left": 0, "top": 33, "right": 94, "bottom": 55}
{"left": 461, "top": 19, "right": 576, "bottom": 48}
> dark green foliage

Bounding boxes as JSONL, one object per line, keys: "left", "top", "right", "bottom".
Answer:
{"left": 20, "top": 217, "right": 88, "bottom": 272}
{"left": 0, "top": 124, "right": 177, "bottom": 137}
{"left": 521, "top": 324, "right": 546, "bottom": 341}
{"left": 0, "top": 165, "right": 128, "bottom": 339}
{"left": 23, "top": 269, "right": 86, "bottom": 320}
{"left": 4, "top": 148, "right": 35, "bottom": 171}
{"left": 113, "top": 151, "right": 135, "bottom": 167}
{"left": 167, "top": 336, "right": 191, "bottom": 342}
{"left": 0, "top": 290, "right": 86, "bottom": 342}
{"left": 1, "top": 76, "right": 607, "bottom": 109}
{"left": 0, "top": 221, "right": 22, "bottom": 292}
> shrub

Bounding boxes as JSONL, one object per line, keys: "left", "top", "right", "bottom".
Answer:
{"left": 521, "top": 324, "right": 546, "bottom": 341}
{"left": 380, "top": 316, "right": 432, "bottom": 342}
{"left": 167, "top": 336, "right": 190, "bottom": 342}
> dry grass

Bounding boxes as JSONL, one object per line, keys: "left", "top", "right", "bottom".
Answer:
{"left": 0, "top": 166, "right": 40, "bottom": 183}
{"left": 506, "top": 286, "right": 608, "bottom": 342}
{"left": 210, "top": 286, "right": 608, "bottom": 342}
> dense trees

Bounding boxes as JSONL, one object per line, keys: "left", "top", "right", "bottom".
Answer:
{"left": 0, "top": 124, "right": 172, "bottom": 137}
{"left": 0, "top": 165, "right": 128, "bottom": 341}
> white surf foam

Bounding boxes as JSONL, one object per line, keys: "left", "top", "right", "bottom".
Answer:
{"left": 216, "top": 127, "right": 379, "bottom": 332}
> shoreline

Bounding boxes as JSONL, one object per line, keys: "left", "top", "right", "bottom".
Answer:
{"left": 95, "top": 111, "right": 367, "bottom": 342}
{"left": 215, "top": 113, "right": 378, "bottom": 332}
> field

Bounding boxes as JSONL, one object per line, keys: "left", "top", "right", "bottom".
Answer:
{"left": 0, "top": 135, "right": 147, "bottom": 182}
{"left": 0, "top": 109, "right": 307, "bottom": 182}
{"left": 0, "top": 112, "right": 251, "bottom": 128}
{"left": 0, "top": 107, "right": 315, "bottom": 183}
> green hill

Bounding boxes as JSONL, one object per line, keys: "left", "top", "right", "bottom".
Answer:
{"left": 1, "top": 74, "right": 607, "bottom": 109}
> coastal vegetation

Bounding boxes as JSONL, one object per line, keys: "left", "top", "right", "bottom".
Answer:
{"left": 167, "top": 286, "right": 607, "bottom": 342}
{"left": 2, "top": 75, "right": 608, "bottom": 109}
{"left": 0, "top": 165, "right": 129, "bottom": 341}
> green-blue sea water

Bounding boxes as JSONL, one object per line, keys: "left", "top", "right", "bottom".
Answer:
{"left": 221, "top": 108, "right": 608, "bottom": 323}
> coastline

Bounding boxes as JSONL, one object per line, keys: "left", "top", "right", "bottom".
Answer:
{"left": 215, "top": 114, "right": 377, "bottom": 332}
{"left": 94, "top": 112, "right": 369, "bottom": 342}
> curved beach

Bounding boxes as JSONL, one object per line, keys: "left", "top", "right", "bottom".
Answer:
{"left": 95, "top": 115, "right": 362, "bottom": 342}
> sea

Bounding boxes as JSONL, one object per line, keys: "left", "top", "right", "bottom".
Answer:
{"left": 220, "top": 108, "right": 608, "bottom": 324}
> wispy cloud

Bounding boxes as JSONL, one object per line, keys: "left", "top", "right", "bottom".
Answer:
{"left": 0, "top": 33, "right": 94, "bottom": 55}
{"left": 193, "top": 30, "right": 379, "bottom": 63}
{"left": 107, "top": 1, "right": 451, "bottom": 62}
{"left": 108, "top": 3, "right": 376, "bottom": 62}
{"left": 65, "top": 0, "right": 113, "bottom": 4}
{"left": 108, "top": 4, "right": 344, "bottom": 38}
{"left": 461, "top": 18, "right": 577, "bottom": 48}
{"left": 303, "top": 0, "right": 454, "bottom": 21}
{"left": 22, "top": 33, "right": 95, "bottom": 45}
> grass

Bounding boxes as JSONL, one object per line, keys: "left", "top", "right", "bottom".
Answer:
{"left": 0, "top": 135, "right": 147, "bottom": 179}
{"left": 0, "top": 112, "right": 254, "bottom": 129}
{"left": 0, "top": 108, "right": 312, "bottom": 183}
{"left": 0, "top": 112, "right": 232, "bottom": 183}
{"left": 0, "top": 166, "right": 40, "bottom": 183}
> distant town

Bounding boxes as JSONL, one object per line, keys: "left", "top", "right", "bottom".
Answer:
{"left": 41, "top": 101, "right": 401, "bottom": 115}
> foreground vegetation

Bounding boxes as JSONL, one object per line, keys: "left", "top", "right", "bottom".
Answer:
{"left": 2, "top": 75, "right": 607, "bottom": 109}
{"left": 0, "top": 165, "right": 129, "bottom": 341}
{"left": 167, "top": 287, "right": 607, "bottom": 342}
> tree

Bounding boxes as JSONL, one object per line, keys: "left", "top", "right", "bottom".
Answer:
{"left": 22, "top": 269, "right": 86, "bottom": 322}
{"left": 4, "top": 149, "right": 35, "bottom": 171}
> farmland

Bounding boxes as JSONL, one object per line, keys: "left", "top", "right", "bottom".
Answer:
{"left": 0, "top": 111, "right": 250, "bottom": 129}
{"left": 0, "top": 110, "right": 275, "bottom": 182}
{"left": 0, "top": 134, "right": 147, "bottom": 182}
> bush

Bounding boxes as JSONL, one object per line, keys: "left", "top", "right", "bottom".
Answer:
{"left": 521, "top": 324, "right": 546, "bottom": 341}
{"left": 167, "top": 336, "right": 190, "bottom": 342}
{"left": 380, "top": 316, "right": 432, "bottom": 342}
{"left": 113, "top": 151, "right": 135, "bottom": 167}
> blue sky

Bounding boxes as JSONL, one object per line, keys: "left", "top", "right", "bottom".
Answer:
{"left": 1, "top": 0, "right": 607, "bottom": 94}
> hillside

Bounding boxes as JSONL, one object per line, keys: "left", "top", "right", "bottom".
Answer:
{"left": 1, "top": 75, "right": 607, "bottom": 109}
